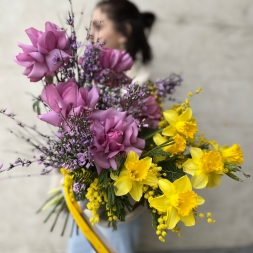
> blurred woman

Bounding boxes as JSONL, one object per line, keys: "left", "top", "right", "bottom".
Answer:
{"left": 68, "top": 1, "right": 155, "bottom": 252}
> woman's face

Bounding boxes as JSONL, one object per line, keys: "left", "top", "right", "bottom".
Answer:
{"left": 91, "top": 7, "right": 127, "bottom": 49}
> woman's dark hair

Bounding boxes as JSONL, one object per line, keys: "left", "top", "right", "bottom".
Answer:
{"left": 96, "top": 0, "right": 156, "bottom": 64}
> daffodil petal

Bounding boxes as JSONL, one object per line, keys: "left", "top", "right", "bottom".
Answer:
{"left": 158, "top": 179, "right": 176, "bottom": 198}
{"left": 191, "top": 117, "right": 197, "bottom": 124}
{"left": 166, "top": 206, "right": 180, "bottom": 229}
{"left": 119, "top": 168, "right": 128, "bottom": 177}
{"left": 142, "top": 157, "right": 152, "bottom": 167}
{"left": 110, "top": 172, "right": 119, "bottom": 181}
{"left": 180, "top": 211, "right": 195, "bottom": 227}
{"left": 197, "top": 196, "right": 205, "bottom": 205}
{"left": 162, "top": 125, "right": 177, "bottom": 137}
{"left": 126, "top": 150, "right": 139, "bottom": 163}
{"left": 149, "top": 195, "right": 170, "bottom": 212}
{"left": 129, "top": 181, "right": 143, "bottom": 201}
{"left": 206, "top": 173, "right": 221, "bottom": 188}
{"left": 114, "top": 176, "right": 132, "bottom": 196}
{"left": 142, "top": 173, "right": 158, "bottom": 186}
{"left": 163, "top": 110, "right": 178, "bottom": 125}
{"left": 209, "top": 140, "right": 219, "bottom": 151}
{"left": 182, "top": 159, "right": 198, "bottom": 176}
{"left": 173, "top": 176, "right": 192, "bottom": 193}
{"left": 178, "top": 108, "right": 192, "bottom": 122}
{"left": 191, "top": 171, "right": 208, "bottom": 189}
{"left": 153, "top": 133, "right": 167, "bottom": 146}
{"left": 190, "top": 147, "right": 204, "bottom": 165}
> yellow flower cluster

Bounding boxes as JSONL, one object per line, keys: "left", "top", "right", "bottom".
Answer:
{"left": 61, "top": 168, "right": 75, "bottom": 201}
{"left": 156, "top": 215, "right": 168, "bottom": 242}
{"left": 86, "top": 178, "right": 105, "bottom": 226}
{"left": 199, "top": 212, "right": 216, "bottom": 223}
{"left": 106, "top": 205, "right": 118, "bottom": 222}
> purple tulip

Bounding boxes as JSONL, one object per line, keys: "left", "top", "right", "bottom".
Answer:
{"left": 90, "top": 108, "right": 145, "bottom": 174}
{"left": 38, "top": 81, "right": 99, "bottom": 128}
{"left": 99, "top": 48, "right": 133, "bottom": 73}
{"left": 94, "top": 48, "right": 133, "bottom": 87}
{"left": 15, "top": 22, "right": 71, "bottom": 82}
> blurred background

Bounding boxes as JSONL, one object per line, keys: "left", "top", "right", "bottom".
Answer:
{"left": 0, "top": 0, "right": 252, "bottom": 252}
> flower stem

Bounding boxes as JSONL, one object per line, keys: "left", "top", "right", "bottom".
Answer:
{"left": 144, "top": 128, "right": 164, "bottom": 141}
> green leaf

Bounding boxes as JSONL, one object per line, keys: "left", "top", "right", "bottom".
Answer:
{"left": 226, "top": 172, "right": 243, "bottom": 182}
{"left": 107, "top": 184, "right": 115, "bottom": 209}
{"left": 98, "top": 170, "right": 109, "bottom": 187}
{"left": 141, "top": 141, "right": 173, "bottom": 159}
{"left": 113, "top": 153, "right": 127, "bottom": 175}
{"left": 158, "top": 160, "right": 185, "bottom": 182}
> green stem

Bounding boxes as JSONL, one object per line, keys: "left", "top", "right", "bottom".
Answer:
{"left": 36, "top": 193, "right": 59, "bottom": 213}
{"left": 61, "top": 204, "right": 70, "bottom": 236}
{"left": 50, "top": 199, "right": 66, "bottom": 232}
{"left": 144, "top": 128, "right": 164, "bottom": 141}
{"left": 43, "top": 198, "right": 62, "bottom": 223}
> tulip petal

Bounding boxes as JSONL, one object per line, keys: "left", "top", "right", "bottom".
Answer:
{"left": 87, "top": 86, "right": 99, "bottom": 109}
{"left": 129, "top": 181, "right": 143, "bottom": 201}
{"left": 166, "top": 206, "right": 180, "bottom": 229}
{"left": 158, "top": 179, "right": 176, "bottom": 198}
{"left": 28, "top": 61, "right": 48, "bottom": 79}
{"left": 38, "top": 110, "right": 62, "bottom": 126}
{"left": 28, "top": 52, "right": 44, "bottom": 63}
{"left": 191, "top": 171, "right": 208, "bottom": 189}
{"left": 180, "top": 211, "right": 195, "bottom": 227}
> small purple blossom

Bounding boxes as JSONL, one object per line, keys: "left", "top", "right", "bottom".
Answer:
{"left": 52, "top": 52, "right": 61, "bottom": 65}
{"left": 73, "top": 182, "right": 86, "bottom": 193}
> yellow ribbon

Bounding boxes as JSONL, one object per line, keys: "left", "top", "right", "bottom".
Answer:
{"left": 61, "top": 170, "right": 111, "bottom": 253}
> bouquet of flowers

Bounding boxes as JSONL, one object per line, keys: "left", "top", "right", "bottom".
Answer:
{"left": 1, "top": 4, "right": 248, "bottom": 252}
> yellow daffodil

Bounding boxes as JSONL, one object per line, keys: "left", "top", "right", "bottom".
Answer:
{"left": 182, "top": 147, "right": 224, "bottom": 189}
{"left": 149, "top": 176, "right": 205, "bottom": 229}
{"left": 113, "top": 151, "right": 158, "bottom": 201}
{"left": 209, "top": 141, "right": 244, "bottom": 164}
{"left": 162, "top": 108, "right": 197, "bottom": 139}
{"left": 153, "top": 133, "right": 186, "bottom": 155}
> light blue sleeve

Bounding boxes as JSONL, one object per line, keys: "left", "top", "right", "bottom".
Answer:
{"left": 67, "top": 214, "right": 143, "bottom": 253}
